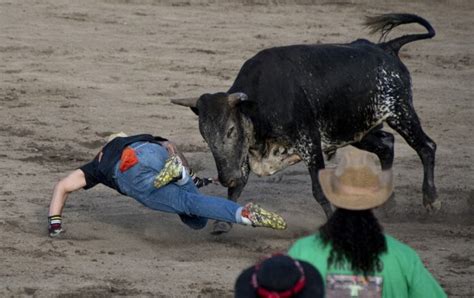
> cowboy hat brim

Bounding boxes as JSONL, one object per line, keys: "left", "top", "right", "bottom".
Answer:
{"left": 318, "top": 168, "right": 393, "bottom": 210}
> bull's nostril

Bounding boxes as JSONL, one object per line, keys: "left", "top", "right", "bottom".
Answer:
{"left": 228, "top": 179, "right": 237, "bottom": 188}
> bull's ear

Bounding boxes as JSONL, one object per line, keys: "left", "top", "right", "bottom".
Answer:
{"left": 238, "top": 96, "right": 258, "bottom": 115}
{"left": 228, "top": 92, "right": 248, "bottom": 108}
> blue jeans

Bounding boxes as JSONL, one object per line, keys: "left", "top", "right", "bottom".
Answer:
{"left": 114, "top": 142, "right": 242, "bottom": 229}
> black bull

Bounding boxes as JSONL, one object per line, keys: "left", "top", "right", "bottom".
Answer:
{"left": 172, "top": 13, "right": 439, "bottom": 234}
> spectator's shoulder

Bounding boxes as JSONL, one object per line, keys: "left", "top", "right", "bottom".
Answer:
{"left": 290, "top": 234, "right": 324, "bottom": 251}
{"left": 384, "top": 234, "right": 421, "bottom": 263}
{"left": 385, "top": 235, "right": 416, "bottom": 252}
{"left": 296, "top": 233, "right": 320, "bottom": 244}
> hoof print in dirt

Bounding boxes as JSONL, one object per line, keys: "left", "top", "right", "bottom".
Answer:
{"left": 211, "top": 221, "right": 232, "bottom": 235}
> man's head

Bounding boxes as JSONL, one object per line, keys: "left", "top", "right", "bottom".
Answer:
{"left": 318, "top": 147, "right": 390, "bottom": 276}
{"left": 106, "top": 131, "right": 128, "bottom": 143}
{"left": 234, "top": 254, "right": 324, "bottom": 298}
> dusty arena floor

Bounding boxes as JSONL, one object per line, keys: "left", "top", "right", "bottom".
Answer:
{"left": 0, "top": 0, "right": 473, "bottom": 296}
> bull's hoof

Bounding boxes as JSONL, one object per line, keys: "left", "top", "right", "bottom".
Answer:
{"left": 423, "top": 190, "right": 440, "bottom": 213}
{"left": 211, "top": 221, "right": 233, "bottom": 235}
{"left": 424, "top": 200, "right": 442, "bottom": 213}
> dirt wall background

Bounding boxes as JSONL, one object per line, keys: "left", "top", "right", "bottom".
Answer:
{"left": 0, "top": 0, "right": 473, "bottom": 296}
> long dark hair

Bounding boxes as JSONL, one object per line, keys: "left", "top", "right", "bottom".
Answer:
{"left": 319, "top": 208, "right": 387, "bottom": 276}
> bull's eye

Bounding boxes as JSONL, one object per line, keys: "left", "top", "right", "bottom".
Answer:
{"left": 226, "top": 126, "right": 235, "bottom": 138}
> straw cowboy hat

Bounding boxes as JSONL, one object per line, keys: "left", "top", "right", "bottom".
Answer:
{"left": 318, "top": 146, "right": 394, "bottom": 210}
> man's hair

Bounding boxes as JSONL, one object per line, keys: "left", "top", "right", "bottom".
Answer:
{"left": 319, "top": 208, "right": 387, "bottom": 276}
{"left": 106, "top": 132, "right": 128, "bottom": 143}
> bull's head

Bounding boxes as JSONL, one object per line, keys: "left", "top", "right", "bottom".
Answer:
{"left": 171, "top": 92, "right": 252, "bottom": 190}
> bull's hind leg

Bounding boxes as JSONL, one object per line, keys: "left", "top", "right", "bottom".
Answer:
{"left": 386, "top": 104, "right": 439, "bottom": 211}
{"left": 353, "top": 129, "right": 395, "bottom": 170}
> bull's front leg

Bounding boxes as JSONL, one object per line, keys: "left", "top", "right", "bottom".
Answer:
{"left": 211, "top": 161, "right": 250, "bottom": 235}
{"left": 308, "top": 163, "right": 333, "bottom": 218}
{"left": 296, "top": 137, "right": 333, "bottom": 218}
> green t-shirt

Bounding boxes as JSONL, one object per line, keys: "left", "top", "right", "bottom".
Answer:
{"left": 288, "top": 234, "right": 446, "bottom": 298}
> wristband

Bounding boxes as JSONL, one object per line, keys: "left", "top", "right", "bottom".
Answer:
{"left": 48, "top": 215, "right": 63, "bottom": 237}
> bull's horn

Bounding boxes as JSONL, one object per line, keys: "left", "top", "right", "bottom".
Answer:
{"left": 228, "top": 92, "right": 248, "bottom": 107}
{"left": 170, "top": 97, "right": 199, "bottom": 107}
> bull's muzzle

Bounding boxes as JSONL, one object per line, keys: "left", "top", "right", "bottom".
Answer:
{"left": 227, "top": 179, "right": 238, "bottom": 188}
{"left": 218, "top": 176, "right": 239, "bottom": 188}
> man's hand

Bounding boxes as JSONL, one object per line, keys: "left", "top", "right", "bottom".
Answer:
{"left": 48, "top": 215, "right": 63, "bottom": 237}
{"left": 160, "top": 141, "right": 190, "bottom": 168}
{"left": 162, "top": 141, "right": 178, "bottom": 156}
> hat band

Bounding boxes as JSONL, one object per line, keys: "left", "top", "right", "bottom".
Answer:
{"left": 332, "top": 177, "right": 381, "bottom": 196}
{"left": 251, "top": 258, "right": 306, "bottom": 298}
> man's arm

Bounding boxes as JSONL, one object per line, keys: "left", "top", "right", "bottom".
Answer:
{"left": 49, "top": 169, "right": 87, "bottom": 216}
{"left": 47, "top": 169, "right": 87, "bottom": 237}
{"left": 160, "top": 140, "right": 190, "bottom": 168}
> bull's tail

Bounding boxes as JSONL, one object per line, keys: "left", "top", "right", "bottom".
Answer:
{"left": 364, "top": 13, "right": 435, "bottom": 54}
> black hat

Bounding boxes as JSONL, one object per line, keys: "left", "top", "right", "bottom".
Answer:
{"left": 234, "top": 254, "right": 324, "bottom": 298}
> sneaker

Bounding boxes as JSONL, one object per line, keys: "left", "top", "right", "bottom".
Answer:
{"left": 241, "top": 203, "right": 287, "bottom": 230}
{"left": 153, "top": 155, "right": 184, "bottom": 188}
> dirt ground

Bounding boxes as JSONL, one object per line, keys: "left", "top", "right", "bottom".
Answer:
{"left": 0, "top": 0, "right": 472, "bottom": 296}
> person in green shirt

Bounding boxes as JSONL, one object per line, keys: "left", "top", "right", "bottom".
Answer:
{"left": 288, "top": 146, "right": 446, "bottom": 298}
